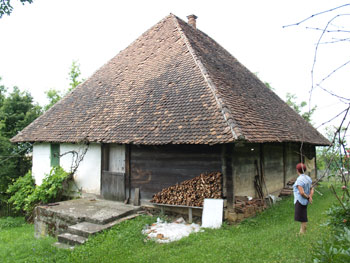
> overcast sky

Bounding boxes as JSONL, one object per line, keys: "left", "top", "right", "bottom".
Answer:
{"left": 0, "top": 0, "right": 349, "bottom": 134}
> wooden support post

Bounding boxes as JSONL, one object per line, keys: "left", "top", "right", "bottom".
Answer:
{"left": 259, "top": 144, "right": 271, "bottom": 205}
{"left": 283, "top": 143, "right": 286, "bottom": 187}
{"left": 300, "top": 143, "right": 305, "bottom": 163}
{"left": 222, "top": 144, "right": 234, "bottom": 211}
{"left": 188, "top": 207, "right": 193, "bottom": 223}
{"left": 314, "top": 147, "right": 318, "bottom": 179}
{"left": 221, "top": 145, "right": 227, "bottom": 198}
{"left": 125, "top": 145, "right": 131, "bottom": 202}
{"left": 102, "top": 144, "right": 109, "bottom": 170}
{"left": 133, "top": 188, "right": 140, "bottom": 206}
{"left": 259, "top": 144, "right": 265, "bottom": 184}
{"left": 100, "top": 143, "right": 109, "bottom": 195}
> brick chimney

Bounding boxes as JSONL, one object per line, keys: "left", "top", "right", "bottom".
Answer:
{"left": 187, "top": 14, "right": 198, "bottom": 29}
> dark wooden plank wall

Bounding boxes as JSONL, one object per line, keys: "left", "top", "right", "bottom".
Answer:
{"left": 130, "top": 144, "right": 222, "bottom": 200}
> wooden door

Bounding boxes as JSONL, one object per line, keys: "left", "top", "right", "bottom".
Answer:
{"left": 101, "top": 144, "right": 126, "bottom": 201}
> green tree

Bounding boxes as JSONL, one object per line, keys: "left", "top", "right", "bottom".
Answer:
{"left": 0, "top": 81, "right": 5, "bottom": 106}
{"left": 68, "top": 60, "right": 84, "bottom": 92}
{"left": 0, "top": 0, "right": 33, "bottom": 18}
{"left": 44, "top": 61, "right": 84, "bottom": 111}
{"left": 317, "top": 126, "right": 349, "bottom": 176}
{"left": 0, "top": 86, "right": 41, "bottom": 138}
{"left": 44, "top": 88, "right": 62, "bottom": 111}
{"left": 0, "top": 79, "right": 41, "bottom": 206}
{"left": 285, "top": 92, "right": 316, "bottom": 123}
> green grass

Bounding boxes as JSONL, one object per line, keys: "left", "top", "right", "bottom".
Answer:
{"left": 0, "top": 217, "right": 69, "bottom": 262}
{"left": 0, "top": 183, "right": 340, "bottom": 263}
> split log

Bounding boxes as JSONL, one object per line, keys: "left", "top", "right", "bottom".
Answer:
{"left": 278, "top": 178, "right": 297, "bottom": 197}
{"left": 234, "top": 197, "right": 266, "bottom": 214}
{"left": 150, "top": 172, "right": 222, "bottom": 207}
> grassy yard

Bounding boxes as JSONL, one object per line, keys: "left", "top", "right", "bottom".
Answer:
{"left": 0, "top": 183, "right": 339, "bottom": 263}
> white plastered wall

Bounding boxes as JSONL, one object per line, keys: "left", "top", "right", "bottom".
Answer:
{"left": 60, "top": 143, "right": 101, "bottom": 195}
{"left": 32, "top": 143, "right": 51, "bottom": 185}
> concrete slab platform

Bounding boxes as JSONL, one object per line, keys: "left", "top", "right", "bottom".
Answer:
{"left": 40, "top": 198, "right": 141, "bottom": 224}
{"left": 35, "top": 198, "right": 141, "bottom": 237}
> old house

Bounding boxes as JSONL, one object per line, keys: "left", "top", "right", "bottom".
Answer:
{"left": 11, "top": 14, "right": 329, "bottom": 210}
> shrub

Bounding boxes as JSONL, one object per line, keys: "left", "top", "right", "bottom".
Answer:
{"left": 24, "top": 166, "right": 71, "bottom": 215}
{"left": 6, "top": 167, "right": 72, "bottom": 220}
{"left": 312, "top": 185, "right": 350, "bottom": 262}
{"left": 325, "top": 202, "right": 350, "bottom": 230}
{"left": 7, "top": 171, "right": 35, "bottom": 213}
{"left": 313, "top": 227, "right": 350, "bottom": 263}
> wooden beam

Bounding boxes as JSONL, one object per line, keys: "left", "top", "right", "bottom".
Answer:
{"left": 133, "top": 188, "right": 140, "bottom": 206}
{"left": 221, "top": 144, "right": 227, "bottom": 198}
{"left": 125, "top": 144, "right": 131, "bottom": 202}
{"left": 222, "top": 144, "right": 234, "bottom": 211}
{"left": 100, "top": 143, "right": 109, "bottom": 195}
{"left": 283, "top": 143, "right": 286, "bottom": 186}
{"left": 314, "top": 146, "right": 318, "bottom": 179}
{"left": 102, "top": 144, "right": 109, "bottom": 171}
{"left": 259, "top": 143, "right": 270, "bottom": 200}
{"left": 259, "top": 144, "right": 265, "bottom": 183}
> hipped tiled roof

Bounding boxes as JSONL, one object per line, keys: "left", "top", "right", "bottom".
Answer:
{"left": 11, "top": 14, "right": 330, "bottom": 145}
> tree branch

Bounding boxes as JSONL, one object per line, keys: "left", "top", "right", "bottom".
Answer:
{"left": 306, "top": 27, "right": 350, "bottom": 33}
{"left": 283, "top": 4, "right": 350, "bottom": 28}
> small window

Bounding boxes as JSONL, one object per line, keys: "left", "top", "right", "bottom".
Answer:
{"left": 50, "top": 144, "right": 60, "bottom": 167}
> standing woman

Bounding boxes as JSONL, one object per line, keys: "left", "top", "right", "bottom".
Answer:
{"left": 293, "top": 163, "right": 314, "bottom": 234}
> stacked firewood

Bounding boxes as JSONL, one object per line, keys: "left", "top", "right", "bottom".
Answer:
{"left": 234, "top": 197, "right": 266, "bottom": 215}
{"left": 279, "top": 178, "right": 296, "bottom": 197}
{"left": 150, "top": 172, "right": 222, "bottom": 207}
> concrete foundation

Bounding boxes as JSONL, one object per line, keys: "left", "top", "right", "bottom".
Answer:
{"left": 34, "top": 198, "right": 141, "bottom": 238}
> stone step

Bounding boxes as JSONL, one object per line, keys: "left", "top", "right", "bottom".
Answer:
{"left": 58, "top": 232, "right": 88, "bottom": 246}
{"left": 85, "top": 208, "right": 141, "bottom": 225}
{"left": 68, "top": 222, "right": 110, "bottom": 238}
{"left": 52, "top": 242, "right": 75, "bottom": 250}
{"left": 68, "top": 213, "right": 141, "bottom": 238}
{"left": 54, "top": 213, "right": 142, "bottom": 249}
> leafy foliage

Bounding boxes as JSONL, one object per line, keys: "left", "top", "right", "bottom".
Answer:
{"left": 0, "top": 86, "right": 41, "bottom": 138}
{"left": 44, "top": 88, "right": 63, "bottom": 111}
{"left": 264, "top": 81, "right": 275, "bottom": 91}
{"left": 0, "top": 0, "right": 33, "bottom": 19}
{"left": 6, "top": 170, "right": 35, "bottom": 212}
{"left": 24, "top": 166, "right": 71, "bottom": 215}
{"left": 0, "top": 62, "right": 83, "bottom": 212}
{"left": 44, "top": 61, "right": 84, "bottom": 111}
{"left": 313, "top": 227, "right": 350, "bottom": 263}
{"left": 324, "top": 185, "right": 350, "bottom": 230}
{"left": 68, "top": 60, "right": 84, "bottom": 92}
{"left": 0, "top": 79, "right": 41, "bottom": 208}
{"left": 317, "top": 126, "right": 349, "bottom": 175}
{"left": 285, "top": 92, "right": 317, "bottom": 123}
{"left": 6, "top": 167, "right": 71, "bottom": 219}
{"left": 312, "top": 185, "right": 350, "bottom": 262}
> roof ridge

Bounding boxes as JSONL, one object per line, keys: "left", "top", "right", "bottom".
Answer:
{"left": 171, "top": 15, "right": 244, "bottom": 141}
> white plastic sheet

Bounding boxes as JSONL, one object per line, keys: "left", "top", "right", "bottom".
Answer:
{"left": 142, "top": 217, "right": 201, "bottom": 243}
